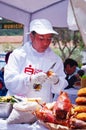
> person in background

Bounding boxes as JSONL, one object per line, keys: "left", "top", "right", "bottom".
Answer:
{"left": 62, "top": 58, "right": 85, "bottom": 104}
{"left": 0, "top": 71, "right": 5, "bottom": 96}
{"left": 4, "top": 19, "right": 68, "bottom": 103}
{"left": 5, "top": 51, "right": 13, "bottom": 64}
{"left": 64, "top": 58, "right": 84, "bottom": 89}
{"left": 0, "top": 51, "right": 12, "bottom": 96}
{"left": 54, "top": 58, "right": 85, "bottom": 104}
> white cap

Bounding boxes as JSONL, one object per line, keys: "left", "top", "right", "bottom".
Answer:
{"left": 27, "top": 19, "right": 58, "bottom": 35}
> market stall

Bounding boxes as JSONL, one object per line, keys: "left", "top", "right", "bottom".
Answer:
{"left": 0, "top": 0, "right": 86, "bottom": 129}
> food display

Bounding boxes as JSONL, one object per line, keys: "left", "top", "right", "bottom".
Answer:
{"left": 0, "top": 96, "right": 17, "bottom": 118}
{"left": 70, "top": 87, "right": 86, "bottom": 129}
{"left": 34, "top": 91, "right": 72, "bottom": 129}
{"left": 34, "top": 90, "right": 86, "bottom": 129}
{"left": 0, "top": 96, "right": 19, "bottom": 103}
{"left": 74, "top": 88, "right": 86, "bottom": 122}
{"left": 6, "top": 98, "right": 42, "bottom": 124}
{"left": 0, "top": 89, "right": 86, "bottom": 129}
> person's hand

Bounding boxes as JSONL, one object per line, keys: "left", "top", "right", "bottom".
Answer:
{"left": 30, "top": 72, "right": 48, "bottom": 85}
{"left": 48, "top": 73, "right": 59, "bottom": 85}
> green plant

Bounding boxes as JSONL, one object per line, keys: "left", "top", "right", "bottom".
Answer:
{"left": 82, "top": 75, "right": 86, "bottom": 79}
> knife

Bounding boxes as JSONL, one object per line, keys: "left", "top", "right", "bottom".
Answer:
{"left": 47, "top": 62, "right": 56, "bottom": 72}
{"left": 33, "top": 62, "right": 56, "bottom": 90}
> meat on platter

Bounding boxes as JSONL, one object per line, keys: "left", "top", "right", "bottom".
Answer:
{"left": 34, "top": 91, "right": 86, "bottom": 129}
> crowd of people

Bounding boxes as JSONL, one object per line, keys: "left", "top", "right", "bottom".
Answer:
{"left": 0, "top": 18, "right": 85, "bottom": 105}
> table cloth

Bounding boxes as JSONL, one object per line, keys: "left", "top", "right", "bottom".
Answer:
{"left": 0, "top": 119, "right": 48, "bottom": 130}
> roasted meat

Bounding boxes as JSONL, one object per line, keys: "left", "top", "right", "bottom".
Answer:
{"left": 53, "top": 91, "right": 72, "bottom": 120}
{"left": 35, "top": 91, "right": 72, "bottom": 126}
{"left": 35, "top": 106, "right": 55, "bottom": 123}
{"left": 70, "top": 118, "right": 86, "bottom": 129}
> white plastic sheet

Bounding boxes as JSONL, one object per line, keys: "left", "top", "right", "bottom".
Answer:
{"left": 67, "top": 0, "right": 86, "bottom": 45}
{"left": 67, "top": 0, "right": 78, "bottom": 31}
{"left": 0, "top": 119, "right": 48, "bottom": 130}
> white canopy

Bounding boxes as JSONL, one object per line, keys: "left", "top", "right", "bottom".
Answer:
{"left": 0, "top": 0, "right": 69, "bottom": 42}
{"left": 0, "top": 0, "right": 86, "bottom": 44}
{"left": 69, "top": 0, "right": 86, "bottom": 45}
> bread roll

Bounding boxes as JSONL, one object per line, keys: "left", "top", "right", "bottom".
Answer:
{"left": 77, "top": 88, "right": 86, "bottom": 96}
{"left": 74, "top": 105, "right": 86, "bottom": 113}
{"left": 75, "top": 112, "right": 86, "bottom": 121}
{"left": 75, "top": 97, "right": 86, "bottom": 105}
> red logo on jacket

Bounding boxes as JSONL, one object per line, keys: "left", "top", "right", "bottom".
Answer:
{"left": 24, "top": 65, "right": 42, "bottom": 75}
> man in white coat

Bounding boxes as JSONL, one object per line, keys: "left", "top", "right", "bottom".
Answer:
{"left": 4, "top": 19, "right": 68, "bottom": 103}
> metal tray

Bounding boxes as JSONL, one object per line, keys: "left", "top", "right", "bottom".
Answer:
{"left": 0, "top": 102, "right": 13, "bottom": 118}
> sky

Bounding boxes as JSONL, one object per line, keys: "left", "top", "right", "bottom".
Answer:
{"left": 0, "top": 17, "right": 2, "bottom": 20}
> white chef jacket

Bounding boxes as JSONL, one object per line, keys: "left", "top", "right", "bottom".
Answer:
{"left": 4, "top": 42, "right": 68, "bottom": 103}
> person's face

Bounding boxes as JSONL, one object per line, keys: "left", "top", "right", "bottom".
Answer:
{"left": 65, "top": 64, "right": 77, "bottom": 75}
{"left": 30, "top": 33, "right": 52, "bottom": 52}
